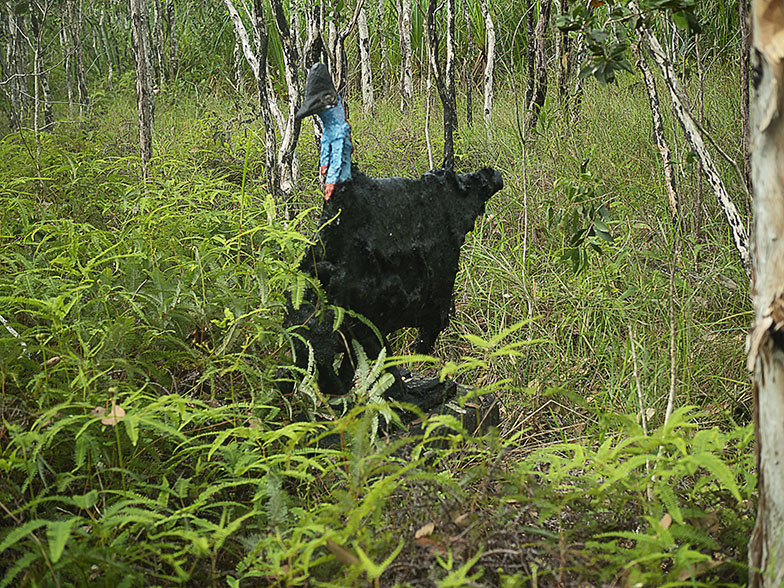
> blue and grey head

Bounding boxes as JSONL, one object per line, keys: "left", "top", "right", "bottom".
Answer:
{"left": 295, "top": 63, "right": 338, "bottom": 120}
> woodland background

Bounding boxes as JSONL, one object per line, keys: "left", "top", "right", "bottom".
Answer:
{"left": 0, "top": 0, "right": 759, "bottom": 586}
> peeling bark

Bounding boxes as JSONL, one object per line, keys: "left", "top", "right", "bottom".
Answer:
{"left": 269, "top": 0, "right": 303, "bottom": 195}
{"left": 748, "top": 2, "right": 784, "bottom": 586}
{"left": 302, "top": 3, "right": 325, "bottom": 69}
{"left": 222, "top": 0, "right": 281, "bottom": 195}
{"left": 60, "top": 23, "right": 73, "bottom": 114}
{"left": 29, "top": 2, "right": 53, "bottom": 160}
{"left": 251, "top": 0, "right": 278, "bottom": 198}
{"left": 479, "top": 0, "right": 495, "bottom": 137}
{"left": 332, "top": 0, "right": 364, "bottom": 104}
{"left": 635, "top": 44, "right": 679, "bottom": 225}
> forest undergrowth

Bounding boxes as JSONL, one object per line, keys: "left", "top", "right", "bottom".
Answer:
{"left": 0, "top": 70, "right": 755, "bottom": 586}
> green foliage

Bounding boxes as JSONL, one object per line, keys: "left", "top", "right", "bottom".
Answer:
{"left": 547, "top": 158, "right": 614, "bottom": 273}
{"left": 558, "top": 0, "right": 702, "bottom": 86}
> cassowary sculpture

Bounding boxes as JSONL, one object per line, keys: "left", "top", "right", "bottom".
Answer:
{"left": 282, "top": 64, "right": 504, "bottom": 403}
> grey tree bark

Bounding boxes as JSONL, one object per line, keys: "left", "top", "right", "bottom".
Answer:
{"left": 376, "top": 1, "right": 390, "bottom": 97}
{"left": 554, "top": 0, "right": 571, "bottom": 109}
{"left": 463, "top": 0, "right": 473, "bottom": 128}
{"left": 479, "top": 0, "right": 495, "bottom": 137}
{"left": 747, "top": 1, "right": 784, "bottom": 584}
{"left": 152, "top": 0, "right": 164, "bottom": 87}
{"left": 358, "top": 7, "right": 374, "bottom": 114}
{"left": 635, "top": 44, "right": 679, "bottom": 225}
{"left": 66, "top": 0, "right": 89, "bottom": 114}
{"left": 525, "top": 0, "right": 552, "bottom": 130}
{"left": 165, "top": 1, "right": 178, "bottom": 81}
{"left": 221, "top": 0, "right": 280, "bottom": 196}
{"left": 398, "top": 0, "right": 413, "bottom": 110}
{"left": 739, "top": 0, "right": 751, "bottom": 190}
{"left": 29, "top": 1, "right": 54, "bottom": 161}
{"left": 631, "top": 3, "right": 751, "bottom": 276}
{"left": 302, "top": 2, "right": 325, "bottom": 69}
{"left": 98, "top": 7, "right": 114, "bottom": 88}
{"left": 5, "top": 5, "right": 25, "bottom": 129}
{"left": 425, "top": 0, "right": 458, "bottom": 169}
{"left": 328, "top": 0, "right": 364, "bottom": 109}
{"left": 251, "top": 0, "right": 279, "bottom": 198}
{"left": 130, "top": 0, "right": 155, "bottom": 179}
{"left": 268, "top": 0, "right": 303, "bottom": 195}
{"left": 60, "top": 23, "right": 74, "bottom": 114}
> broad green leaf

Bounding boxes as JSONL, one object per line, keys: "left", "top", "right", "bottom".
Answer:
{"left": 72, "top": 490, "right": 99, "bottom": 510}
{"left": 47, "top": 519, "right": 76, "bottom": 563}
{"left": 124, "top": 414, "right": 139, "bottom": 446}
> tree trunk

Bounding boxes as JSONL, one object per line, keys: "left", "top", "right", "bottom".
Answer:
{"left": 67, "top": 0, "right": 89, "bottom": 114}
{"left": 398, "top": 0, "right": 413, "bottom": 110}
{"left": 635, "top": 44, "right": 679, "bottom": 226}
{"left": 5, "top": 5, "right": 24, "bottom": 129}
{"left": 748, "top": 2, "right": 784, "bottom": 585}
{"left": 152, "top": 0, "right": 164, "bottom": 87}
{"left": 376, "top": 1, "right": 389, "bottom": 97}
{"left": 232, "top": 38, "right": 243, "bottom": 91}
{"left": 526, "top": 0, "right": 552, "bottom": 130}
{"left": 268, "top": 0, "right": 303, "bottom": 195}
{"left": 251, "top": 0, "right": 279, "bottom": 198}
{"left": 633, "top": 5, "right": 751, "bottom": 276}
{"left": 694, "top": 32, "right": 705, "bottom": 240}
{"left": 445, "top": 0, "right": 456, "bottom": 164}
{"left": 555, "top": 0, "right": 571, "bottom": 109}
{"left": 463, "top": 0, "right": 473, "bottom": 128}
{"left": 130, "top": 0, "right": 154, "bottom": 179}
{"left": 165, "top": 1, "right": 178, "bottom": 82}
{"left": 222, "top": 0, "right": 281, "bottom": 195}
{"left": 425, "top": 0, "right": 457, "bottom": 169}
{"left": 0, "top": 13, "right": 15, "bottom": 128}
{"left": 331, "top": 0, "right": 364, "bottom": 108}
{"left": 739, "top": 0, "right": 752, "bottom": 191}
{"left": 425, "top": 53, "right": 434, "bottom": 169}
{"left": 29, "top": 2, "right": 52, "bottom": 154}
{"left": 524, "top": 0, "right": 535, "bottom": 110}
{"left": 358, "top": 7, "right": 374, "bottom": 114}
{"left": 302, "top": 3, "right": 325, "bottom": 69}
{"left": 479, "top": 0, "right": 495, "bottom": 137}
{"left": 99, "top": 8, "right": 114, "bottom": 88}
{"left": 60, "top": 23, "right": 74, "bottom": 115}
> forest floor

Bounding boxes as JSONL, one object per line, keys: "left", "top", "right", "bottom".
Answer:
{"left": 0, "top": 69, "right": 755, "bottom": 586}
